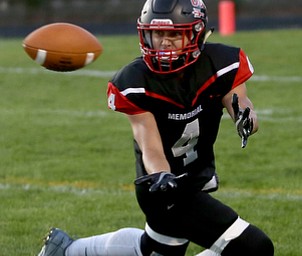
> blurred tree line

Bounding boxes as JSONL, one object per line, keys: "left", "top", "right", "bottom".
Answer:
{"left": 0, "top": 0, "right": 301, "bottom": 36}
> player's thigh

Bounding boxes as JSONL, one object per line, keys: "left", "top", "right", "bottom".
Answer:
{"left": 181, "top": 191, "right": 239, "bottom": 247}
{"left": 144, "top": 191, "right": 238, "bottom": 248}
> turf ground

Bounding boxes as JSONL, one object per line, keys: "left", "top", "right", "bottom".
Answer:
{"left": 0, "top": 29, "right": 302, "bottom": 255}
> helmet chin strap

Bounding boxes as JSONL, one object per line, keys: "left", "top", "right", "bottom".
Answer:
{"left": 203, "top": 27, "right": 214, "bottom": 45}
{"left": 191, "top": 27, "right": 214, "bottom": 59}
{"left": 198, "top": 27, "right": 214, "bottom": 53}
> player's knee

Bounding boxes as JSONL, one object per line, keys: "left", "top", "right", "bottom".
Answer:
{"left": 222, "top": 224, "right": 274, "bottom": 256}
{"left": 247, "top": 232, "right": 274, "bottom": 256}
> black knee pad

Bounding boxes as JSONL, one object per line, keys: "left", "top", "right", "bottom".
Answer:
{"left": 222, "top": 224, "right": 274, "bottom": 256}
{"left": 140, "top": 232, "right": 189, "bottom": 256}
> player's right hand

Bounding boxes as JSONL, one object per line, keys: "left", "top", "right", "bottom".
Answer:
{"left": 135, "top": 172, "right": 177, "bottom": 193}
{"left": 135, "top": 172, "right": 187, "bottom": 193}
{"left": 149, "top": 172, "right": 178, "bottom": 193}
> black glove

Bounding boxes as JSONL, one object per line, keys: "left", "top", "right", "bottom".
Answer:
{"left": 135, "top": 172, "right": 187, "bottom": 193}
{"left": 232, "top": 93, "right": 254, "bottom": 148}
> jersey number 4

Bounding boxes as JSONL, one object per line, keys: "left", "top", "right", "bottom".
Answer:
{"left": 171, "top": 119, "right": 199, "bottom": 166}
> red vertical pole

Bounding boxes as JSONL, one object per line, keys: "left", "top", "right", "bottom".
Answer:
{"left": 219, "top": 0, "right": 236, "bottom": 36}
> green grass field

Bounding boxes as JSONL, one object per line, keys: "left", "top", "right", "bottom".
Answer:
{"left": 0, "top": 29, "right": 302, "bottom": 255}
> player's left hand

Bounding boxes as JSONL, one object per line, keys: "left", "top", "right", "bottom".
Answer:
{"left": 232, "top": 93, "right": 254, "bottom": 148}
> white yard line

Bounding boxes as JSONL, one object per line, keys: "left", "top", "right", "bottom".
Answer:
{"left": 250, "top": 75, "right": 302, "bottom": 83}
{"left": 222, "top": 109, "right": 302, "bottom": 123}
{"left": 0, "top": 67, "right": 116, "bottom": 78}
{"left": 1, "top": 107, "right": 301, "bottom": 123}
{"left": 0, "top": 66, "right": 302, "bottom": 82}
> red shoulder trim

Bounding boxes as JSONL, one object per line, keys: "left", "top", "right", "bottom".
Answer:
{"left": 232, "top": 49, "right": 254, "bottom": 89}
{"left": 107, "top": 82, "right": 146, "bottom": 115}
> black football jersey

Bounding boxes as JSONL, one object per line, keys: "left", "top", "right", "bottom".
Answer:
{"left": 107, "top": 43, "right": 253, "bottom": 183}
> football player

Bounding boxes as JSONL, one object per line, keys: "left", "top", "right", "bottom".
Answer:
{"left": 37, "top": 0, "right": 274, "bottom": 255}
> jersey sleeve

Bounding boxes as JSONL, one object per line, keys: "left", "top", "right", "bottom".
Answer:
{"left": 232, "top": 49, "right": 254, "bottom": 89}
{"left": 107, "top": 82, "right": 147, "bottom": 115}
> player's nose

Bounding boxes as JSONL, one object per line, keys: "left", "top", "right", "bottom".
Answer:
{"left": 161, "top": 37, "right": 172, "bottom": 48}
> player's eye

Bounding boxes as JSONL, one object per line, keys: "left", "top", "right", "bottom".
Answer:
{"left": 153, "top": 30, "right": 184, "bottom": 39}
{"left": 153, "top": 30, "right": 164, "bottom": 37}
{"left": 168, "top": 31, "right": 183, "bottom": 38}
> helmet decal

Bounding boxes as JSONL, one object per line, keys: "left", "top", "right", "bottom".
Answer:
{"left": 150, "top": 19, "right": 174, "bottom": 28}
{"left": 192, "top": 8, "right": 204, "bottom": 19}
{"left": 191, "top": 0, "right": 206, "bottom": 19}
{"left": 191, "top": 0, "right": 205, "bottom": 8}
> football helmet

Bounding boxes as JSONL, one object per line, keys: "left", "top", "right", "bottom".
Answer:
{"left": 137, "top": 0, "right": 208, "bottom": 74}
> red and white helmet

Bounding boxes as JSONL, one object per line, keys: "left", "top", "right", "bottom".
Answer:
{"left": 137, "top": 0, "right": 208, "bottom": 74}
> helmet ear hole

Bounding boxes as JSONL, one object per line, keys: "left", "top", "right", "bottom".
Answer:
{"left": 194, "top": 22, "right": 205, "bottom": 33}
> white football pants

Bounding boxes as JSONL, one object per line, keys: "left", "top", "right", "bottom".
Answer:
{"left": 66, "top": 228, "right": 143, "bottom": 256}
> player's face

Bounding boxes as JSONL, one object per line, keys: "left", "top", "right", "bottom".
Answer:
{"left": 151, "top": 30, "right": 189, "bottom": 51}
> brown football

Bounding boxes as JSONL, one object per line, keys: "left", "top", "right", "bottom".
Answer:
{"left": 22, "top": 22, "right": 103, "bottom": 72}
